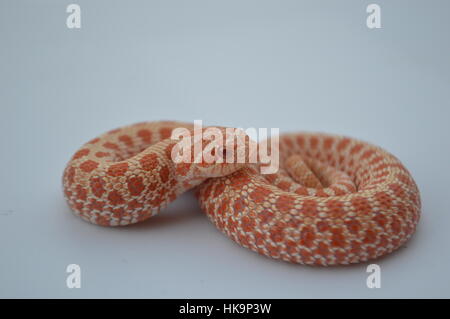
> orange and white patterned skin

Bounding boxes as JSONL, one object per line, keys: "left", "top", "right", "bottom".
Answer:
{"left": 63, "top": 121, "right": 421, "bottom": 266}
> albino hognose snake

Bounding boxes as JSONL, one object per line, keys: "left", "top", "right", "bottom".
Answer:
{"left": 63, "top": 121, "right": 420, "bottom": 266}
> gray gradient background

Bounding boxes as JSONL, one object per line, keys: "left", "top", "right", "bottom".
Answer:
{"left": 1, "top": 0, "right": 449, "bottom": 298}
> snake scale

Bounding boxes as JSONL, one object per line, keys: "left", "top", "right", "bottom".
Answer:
{"left": 63, "top": 121, "right": 420, "bottom": 266}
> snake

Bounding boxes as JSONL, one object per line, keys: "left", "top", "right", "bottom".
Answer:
{"left": 62, "top": 121, "right": 421, "bottom": 266}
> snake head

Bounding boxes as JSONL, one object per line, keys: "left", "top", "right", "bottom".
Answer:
{"left": 172, "top": 126, "right": 257, "bottom": 179}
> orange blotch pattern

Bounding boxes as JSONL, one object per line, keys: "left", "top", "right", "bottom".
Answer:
{"left": 118, "top": 135, "right": 134, "bottom": 147}
{"left": 337, "top": 138, "right": 350, "bottom": 152}
{"left": 88, "top": 137, "right": 100, "bottom": 144}
{"left": 241, "top": 216, "right": 255, "bottom": 232}
{"left": 350, "top": 197, "right": 372, "bottom": 215}
{"left": 127, "top": 176, "right": 145, "bottom": 196}
{"left": 159, "top": 127, "right": 173, "bottom": 139}
{"left": 66, "top": 166, "right": 76, "bottom": 185}
{"left": 107, "top": 162, "right": 129, "bottom": 177}
{"left": 73, "top": 149, "right": 90, "bottom": 160}
{"left": 330, "top": 227, "right": 347, "bottom": 247}
{"left": 300, "top": 226, "right": 315, "bottom": 248}
{"left": 95, "top": 151, "right": 110, "bottom": 158}
{"left": 137, "top": 129, "right": 152, "bottom": 143}
{"left": 75, "top": 184, "right": 87, "bottom": 201}
{"left": 310, "top": 136, "right": 319, "bottom": 149}
{"left": 275, "top": 195, "right": 295, "bottom": 212}
{"left": 176, "top": 162, "right": 191, "bottom": 176}
{"left": 301, "top": 199, "right": 318, "bottom": 217}
{"left": 249, "top": 186, "right": 272, "bottom": 203}
{"left": 213, "top": 182, "right": 226, "bottom": 197}
{"left": 90, "top": 177, "right": 106, "bottom": 198}
{"left": 107, "top": 190, "right": 125, "bottom": 206}
{"left": 323, "top": 137, "right": 334, "bottom": 150}
{"left": 159, "top": 165, "right": 170, "bottom": 183}
{"left": 140, "top": 153, "right": 159, "bottom": 171}
{"left": 103, "top": 142, "right": 119, "bottom": 150}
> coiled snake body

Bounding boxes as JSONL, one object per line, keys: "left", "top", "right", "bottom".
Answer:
{"left": 63, "top": 121, "right": 420, "bottom": 266}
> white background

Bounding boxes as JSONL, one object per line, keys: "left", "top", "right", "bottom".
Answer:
{"left": 1, "top": 0, "right": 449, "bottom": 298}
